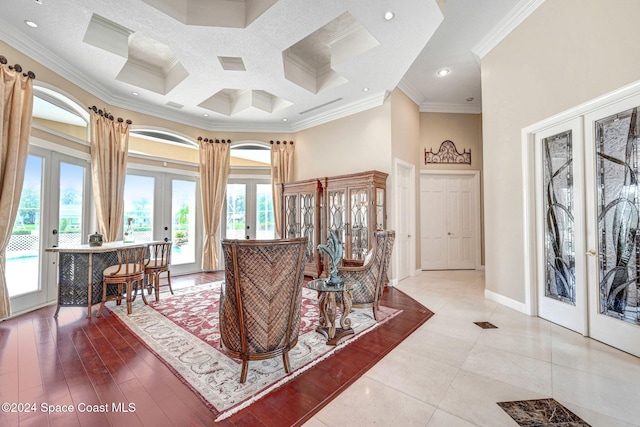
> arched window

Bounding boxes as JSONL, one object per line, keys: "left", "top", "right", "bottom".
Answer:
{"left": 230, "top": 141, "right": 271, "bottom": 167}
{"left": 32, "top": 85, "right": 89, "bottom": 140}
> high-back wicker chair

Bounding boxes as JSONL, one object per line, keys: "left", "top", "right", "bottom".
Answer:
{"left": 220, "top": 237, "right": 307, "bottom": 383}
{"left": 338, "top": 230, "right": 395, "bottom": 321}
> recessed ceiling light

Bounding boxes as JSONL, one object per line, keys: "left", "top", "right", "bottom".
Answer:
{"left": 131, "top": 92, "right": 139, "bottom": 96}
{"left": 384, "top": 11, "right": 395, "bottom": 21}
{"left": 203, "top": 113, "right": 209, "bottom": 117}
{"left": 282, "top": 118, "right": 288, "bottom": 122}
{"left": 436, "top": 68, "right": 450, "bottom": 77}
{"left": 24, "top": 20, "right": 38, "bottom": 28}
{"left": 363, "top": 87, "right": 369, "bottom": 92}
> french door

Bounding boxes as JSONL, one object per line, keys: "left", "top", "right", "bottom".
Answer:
{"left": 124, "top": 170, "right": 200, "bottom": 275}
{"left": 224, "top": 178, "right": 275, "bottom": 240}
{"left": 8, "top": 148, "right": 91, "bottom": 315}
{"left": 535, "top": 92, "right": 640, "bottom": 356}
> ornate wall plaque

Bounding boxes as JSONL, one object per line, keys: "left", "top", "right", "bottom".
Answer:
{"left": 424, "top": 140, "right": 471, "bottom": 164}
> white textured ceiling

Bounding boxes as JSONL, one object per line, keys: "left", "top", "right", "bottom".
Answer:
{"left": 1, "top": 0, "right": 524, "bottom": 133}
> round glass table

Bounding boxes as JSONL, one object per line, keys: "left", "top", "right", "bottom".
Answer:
{"left": 306, "top": 278, "right": 361, "bottom": 345}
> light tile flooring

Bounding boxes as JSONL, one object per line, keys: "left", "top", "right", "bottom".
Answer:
{"left": 303, "top": 270, "right": 640, "bottom": 427}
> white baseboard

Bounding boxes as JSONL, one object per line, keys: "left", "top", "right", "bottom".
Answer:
{"left": 484, "top": 289, "right": 529, "bottom": 315}
{"left": 414, "top": 268, "right": 422, "bottom": 276}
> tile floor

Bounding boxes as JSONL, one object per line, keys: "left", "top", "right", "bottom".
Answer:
{"left": 303, "top": 270, "right": 640, "bottom": 427}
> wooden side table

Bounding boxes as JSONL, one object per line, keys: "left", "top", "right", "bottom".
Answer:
{"left": 306, "top": 278, "right": 361, "bottom": 345}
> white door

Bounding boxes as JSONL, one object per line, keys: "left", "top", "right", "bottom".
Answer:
{"left": 9, "top": 148, "right": 91, "bottom": 315}
{"left": 534, "top": 118, "right": 587, "bottom": 335}
{"left": 583, "top": 96, "right": 640, "bottom": 357}
{"left": 420, "top": 172, "right": 479, "bottom": 270}
{"left": 395, "top": 159, "right": 415, "bottom": 281}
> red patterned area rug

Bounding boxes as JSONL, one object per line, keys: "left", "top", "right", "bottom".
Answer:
{"left": 106, "top": 282, "right": 401, "bottom": 422}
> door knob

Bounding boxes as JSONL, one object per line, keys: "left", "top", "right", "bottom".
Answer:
{"left": 447, "top": 232, "right": 452, "bottom": 235}
{"left": 586, "top": 250, "right": 597, "bottom": 257}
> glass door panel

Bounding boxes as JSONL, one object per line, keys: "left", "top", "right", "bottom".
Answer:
{"left": 124, "top": 174, "right": 155, "bottom": 242}
{"left": 256, "top": 183, "right": 275, "bottom": 239}
{"left": 7, "top": 155, "right": 43, "bottom": 297}
{"left": 349, "top": 188, "right": 369, "bottom": 259}
{"left": 226, "top": 183, "right": 247, "bottom": 239}
{"left": 59, "top": 162, "right": 85, "bottom": 246}
{"left": 535, "top": 118, "right": 587, "bottom": 335}
{"left": 171, "top": 179, "right": 197, "bottom": 265}
{"left": 594, "top": 108, "right": 640, "bottom": 324}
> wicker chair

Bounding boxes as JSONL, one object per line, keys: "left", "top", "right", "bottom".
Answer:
{"left": 337, "top": 230, "right": 395, "bottom": 321}
{"left": 144, "top": 241, "right": 173, "bottom": 301}
{"left": 220, "top": 237, "right": 307, "bottom": 383}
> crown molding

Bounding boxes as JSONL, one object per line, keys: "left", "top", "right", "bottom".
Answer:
{"left": 396, "top": 78, "right": 424, "bottom": 107}
{"left": 419, "top": 102, "right": 481, "bottom": 114}
{"left": 471, "top": 0, "right": 545, "bottom": 59}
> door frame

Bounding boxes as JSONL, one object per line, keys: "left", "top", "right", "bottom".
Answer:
{"left": 522, "top": 79, "right": 640, "bottom": 318}
{"left": 393, "top": 158, "right": 416, "bottom": 283}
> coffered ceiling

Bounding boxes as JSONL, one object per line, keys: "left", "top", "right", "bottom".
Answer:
{"left": 0, "top": 0, "right": 527, "bottom": 133}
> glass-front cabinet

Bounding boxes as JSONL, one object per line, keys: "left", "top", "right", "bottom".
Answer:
{"left": 281, "top": 171, "right": 387, "bottom": 277}
{"left": 281, "top": 179, "right": 324, "bottom": 277}
{"left": 324, "top": 170, "right": 388, "bottom": 261}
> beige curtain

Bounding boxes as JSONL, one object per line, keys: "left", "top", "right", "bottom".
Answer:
{"left": 0, "top": 60, "right": 34, "bottom": 321}
{"left": 89, "top": 108, "right": 131, "bottom": 242}
{"left": 270, "top": 140, "right": 295, "bottom": 238}
{"left": 199, "top": 138, "right": 230, "bottom": 271}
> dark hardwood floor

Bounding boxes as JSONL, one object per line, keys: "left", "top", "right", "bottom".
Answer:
{"left": 0, "top": 273, "right": 433, "bottom": 427}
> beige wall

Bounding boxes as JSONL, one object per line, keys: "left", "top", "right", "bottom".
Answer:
{"left": 482, "top": 0, "right": 640, "bottom": 302}
{"left": 390, "top": 89, "right": 421, "bottom": 268}
{"left": 294, "top": 100, "right": 392, "bottom": 181}
{"left": 420, "top": 113, "right": 482, "bottom": 171}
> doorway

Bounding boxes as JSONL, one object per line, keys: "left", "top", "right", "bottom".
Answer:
{"left": 124, "top": 169, "right": 200, "bottom": 275}
{"left": 419, "top": 171, "right": 480, "bottom": 270}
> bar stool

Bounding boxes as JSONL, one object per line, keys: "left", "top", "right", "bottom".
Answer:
{"left": 145, "top": 241, "right": 173, "bottom": 301}
{"left": 97, "top": 245, "right": 148, "bottom": 316}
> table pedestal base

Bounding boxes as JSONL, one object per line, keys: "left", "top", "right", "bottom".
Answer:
{"left": 315, "top": 325, "right": 354, "bottom": 345}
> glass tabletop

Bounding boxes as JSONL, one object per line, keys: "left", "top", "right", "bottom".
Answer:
{"left": 306, "top": 278, "right": 361, "bottom": 292}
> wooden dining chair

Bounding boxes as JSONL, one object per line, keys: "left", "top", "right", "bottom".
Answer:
{"left": 97, "top": 245, "right": 148, "bottom": 316}
{"left": 144, "top": 241, "right": 173, "bottom": 301}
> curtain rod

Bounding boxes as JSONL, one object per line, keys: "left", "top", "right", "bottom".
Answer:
{"left": 88, "top": 105, "right": 132, "bottom": 124}
{"left": 198, "top": 137, "right": 231, "bottom": 143}
{"left": 0, "top": 55, "right": 36, "bottom": 79}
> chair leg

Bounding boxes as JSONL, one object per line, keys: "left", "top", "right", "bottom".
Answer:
{"left": 240, "top": 360, "right": 249, "bottom": 383}
{"left": 166, "top": 270, "right": 173, "bottom": 295}
{"left": 97, "top": 281, "right": 108, "bottom": 317}
{"left": 139, "top": 281, "right": 148, "bottom": 306}
{"left": 282, "top": 352, "right": 291, "bottom": 374}
{"left": 372, "top": 305, "right": 378, "bottom": 321}
{"left": 154, "top": 273, "right": 160, "bottom": 302}
{"left": 125, "top": 281, "right": 133, "bottom": 315}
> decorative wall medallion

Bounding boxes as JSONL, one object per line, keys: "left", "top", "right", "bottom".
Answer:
{"left": 424, "top": 140, "right": 471, "bottom": 164}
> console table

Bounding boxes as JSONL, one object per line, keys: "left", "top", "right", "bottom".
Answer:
{"left": 46, "top": 241, "right": 160, "bottom": 318}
